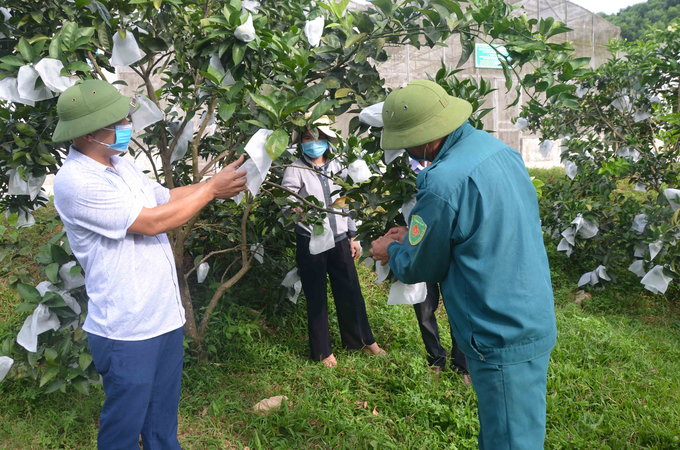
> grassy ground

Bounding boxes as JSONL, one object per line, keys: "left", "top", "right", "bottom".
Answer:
{"left": 1, "top": 198, "right": 680, "bottom": 449}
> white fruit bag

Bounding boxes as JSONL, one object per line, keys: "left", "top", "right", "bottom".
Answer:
{"left": 197, "top": 262, "right": 209, "bottom": 283}
{"left": 17, "top": 65, "right": 54, "bottom": 102}
{"left": 169, "top": 121, "right": 194, "bottom": 163}
{"left": 281, "top": 268, "right": 303, "bottom": 304}
{"left": 235, "top": 14, "right": 256, "bottom": 42}
{"left": 384, "top": 149, "right": 405, "bottom": 165}
{"left": 641, "top": 265, "right": 672, "bottom": 294}
{"left": 359, "top": 102, "right": 384, "bottom": 127}
{"left": 347, "top": 159, "right": 371, "bottom": 183}
{"left": 309, "top": 220, "right": 335, "bottom": 255}
{"left": 304, "top": 16, "right": 325, "bottom": 47}
{"left": 17, "top": 304, "right": 60, "bottom": 352}
{"left": 387, "top": 281, "right": 427, "bottom": 305}
{"left": 131, "top": 96, "right": 163, "bottom": 131}
{"left": 110, "top": 31, "right": 142, "bottom": 67}
{"left": 59, "top": 261, "right": 86, "bottom": 290}
{"left": 34, "top": 58, "right": 76, "bottom": 93}
{"left": 245, "top": 129, "right": 274, "bottom": 175}
{"left": 0, "top": 356, "right": 13, "bottom": 383}
{"left": 375, "top": 260, "right": 390, "bottom": 284}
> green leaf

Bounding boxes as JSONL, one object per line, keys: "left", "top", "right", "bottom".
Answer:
{"left": 500, "top": 59, "right": 512, "bottom": 92}
{"left": 233, "top": 44, "right": 246, "bottom": 66}
{"left": 46, "top": 262, "right": 60, "bottom": 283}
{"left": 546, "top": 83, "right": 575, "bottom": 98}
{"left": 97, "top": 22, "right": 110, "bottom": 51}
{"left": 61, "top": 22, "right": 78, "bottom": 49}
{"left": 218, "top": 103, "right": 237, "bottom": 122}
{"left": 334, "top": 88, "right": 355, "bottom": 99}
{"left": 44, "top": 379, "right": 65, "bottom": 393}
{"left": 265, "top": 129, "right": 288, "bottom": 161}
{"left": 49, "top": 35, "right": 62, "bottom": 59}
{"left": 281, "top": 97, "right": 313, "bottom": 117}
{"left": 66, "top": 61, "right": 93, "bottom": 73}
{"left": 0, "top": 55, "right": 26, "bottom": 67}
{"left": 301, "top": 82, "right": 327, "bottom": 101}
{"left": 15, "top": 123, "right": 37, "bottom": 137}
{"left": 313, "top": 224, "right": 325, "bottom": 235}
{"left": 17, "top": 37, "right": 33, "bottom": 62}
{"left": 568, "top": 57, "right": 591, "bottom": 70}
{"left": 40, "top": 366, "right": 60, "bottom": 387}
{"left": 50, "top": 244, "right": 70, "bottom": 266}
{"left": 458, "top": 34, "right": 473, "bottom": 68}
{"left": 153, "top": 0, "right": 163, "bottom": 8}
{"left": 79, "top": 353, "right": 93, "bottom": 371}
{"left": 70, "top": 265, "right": 82, "bottom": 277}
{"left": 144, "top": 37, "right": 168, "bottom": 52}
{"left": 18, "top": 284, "right": 41, "bottom": 303}
{"left": 35, "top": 251, "right": 53, "bottom": 265}
{"left": 15, "top": 302, "right": 37, "bottom": 314}
{"left": 309, "top": 100, "right": 336, "bottom": 124}
{"left": 76, "top": 27, "right": 96, "bottom": 41}
{"left": 44, "top": 348, "right": 59, "bottom": 365}
{"left": 250, "top": 93, "right": 279, "bottom": 120}
{"left": 345, "top": 33, "right": 366, "bottom": 48}
{"left": 72, "top": 376, "right": 90, "bottom": 395}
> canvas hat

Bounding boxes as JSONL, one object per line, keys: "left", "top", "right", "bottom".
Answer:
{"left": 52, "top": 79, "right": 140, "bottom": 143}
{"left": 291, "top": 113, "right": 339, "bottom": 144}
{"left": 381, "top": 80, "right": 472, "bottom": 150}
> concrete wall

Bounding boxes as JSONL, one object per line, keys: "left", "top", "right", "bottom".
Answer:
{"left": 369, "top": 0, "right": 620, "bottom": 168}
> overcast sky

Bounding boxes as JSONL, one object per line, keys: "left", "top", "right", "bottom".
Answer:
{"left": 568, "top": 0, "right": 648, "bottom": 15}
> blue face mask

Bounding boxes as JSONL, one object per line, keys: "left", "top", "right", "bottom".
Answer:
{"left": 301, "top": 139, "right": 328, "bottom": 158}
{"left": 94, "top": 124, "right": 133, "bottom": 152}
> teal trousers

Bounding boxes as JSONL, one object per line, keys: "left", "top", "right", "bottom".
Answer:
{"left": 467, "top": 351, "right": 552, "bottom": 450}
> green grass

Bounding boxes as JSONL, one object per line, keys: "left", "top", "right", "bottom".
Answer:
{"left": 1, "top": 212, "right": 680, "bottom": 449}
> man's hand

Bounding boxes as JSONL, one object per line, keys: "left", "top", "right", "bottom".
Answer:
{"left": 350, "top": 238, "right": 362, "bottom": 260}
{"left": 208, "top": 155, "right": 247, "bottom": 199}
{"left": 370, "top": 235, "right": 398, "bottom": 266}
{"left": 384, "top": 226, "right": 408, "bottom": 244}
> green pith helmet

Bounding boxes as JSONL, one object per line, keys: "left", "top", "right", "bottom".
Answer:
{"left": 52, "top": 79, "right": 140, "bottom": 143}
{"left": 381, "top": 80, "right": 473, "bottom": 150}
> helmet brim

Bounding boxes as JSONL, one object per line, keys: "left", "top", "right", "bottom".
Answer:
{"left": 381, "top": 97, "right": 473, "bottom": 150}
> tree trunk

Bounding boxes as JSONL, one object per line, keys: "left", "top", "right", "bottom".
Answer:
{"left": 178, "top": 266, "right": 200, "bottom": 342}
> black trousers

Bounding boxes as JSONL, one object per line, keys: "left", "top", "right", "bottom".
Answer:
{"left": 296, "top": 234, "right": 376, "bottom": 361}
{"left": 413, "top": 283, "right": 469, "bottom": 373}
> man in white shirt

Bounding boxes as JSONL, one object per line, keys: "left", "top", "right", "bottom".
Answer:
{"left": 52, "top": 80, "right": 246, "bottom": 449}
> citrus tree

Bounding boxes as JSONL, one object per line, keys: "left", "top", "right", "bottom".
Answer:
{"left": 523, "top": 20, "right": 680, "bottom": 294}
{"left": 0, "top": 0, "right": 578, "bottom": 392}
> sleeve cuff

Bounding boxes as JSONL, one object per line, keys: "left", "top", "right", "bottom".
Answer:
{"left": 387, "top": 240, "right": 402, "bottom": 258}
{"left": 125, "top": 200, "right": 144, "bottom": 231}
{"left": 347, "top": 230, "right": 357, "bottom": 238}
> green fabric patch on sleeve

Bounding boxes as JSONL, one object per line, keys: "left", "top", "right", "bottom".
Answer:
{"left": 408, "top": 215, "right": 427, "bottom": 245}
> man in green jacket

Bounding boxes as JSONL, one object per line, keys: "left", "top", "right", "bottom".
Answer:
{"left": 370, "top": 80, "right": 557, "bottom": 449}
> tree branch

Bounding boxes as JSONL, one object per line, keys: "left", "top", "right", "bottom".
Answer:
{"left": 131, "top": 137, "right": 160, "bottom": 181}
{"left": 197, "top": 199, "right": 255, "bottom": 337}
{"left": 263, "top": 180, "right": 350, "bottom": 216}
{"left": 191, "top": 96, "right": 218, "bottom": 182}
{"left": 87, "top": 51, "right": 106, "bottom": 80}
{"left": 184, "top": 245, "right": 245, "bottom": 280}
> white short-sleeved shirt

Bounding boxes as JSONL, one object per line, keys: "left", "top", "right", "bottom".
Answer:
{"left": 53, "top": 146, "right": 185, "bottom": 341}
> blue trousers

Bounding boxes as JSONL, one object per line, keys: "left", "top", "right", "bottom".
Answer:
{"left": 88, "top": 327, "right": 184, "bottom": 450}
{"left": 467, "top": 351, "right": 552, "bottom": 450}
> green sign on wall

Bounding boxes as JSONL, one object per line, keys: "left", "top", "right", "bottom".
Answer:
{"left": 475, "top": 43, "right": 509, "bottom": 69}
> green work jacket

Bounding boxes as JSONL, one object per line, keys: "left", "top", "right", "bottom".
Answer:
{"left": 388, "top": 122, "right": 557, "bottom": 365}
